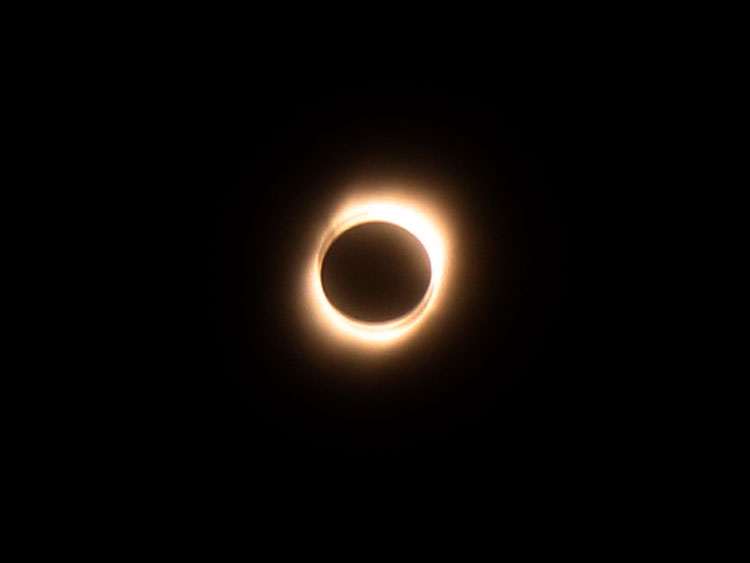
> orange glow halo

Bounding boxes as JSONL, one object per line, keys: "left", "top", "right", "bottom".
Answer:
{"left": 304, "top": 193, "right": 451, "bottom": 347}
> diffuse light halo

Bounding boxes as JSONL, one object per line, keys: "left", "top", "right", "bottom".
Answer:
{"left": 306, "top": 193, "right": 449, "bottom": 347}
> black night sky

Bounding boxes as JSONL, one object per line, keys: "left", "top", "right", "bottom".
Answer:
{"left": 148, "top": 66, "right": 636, "bottom": 476}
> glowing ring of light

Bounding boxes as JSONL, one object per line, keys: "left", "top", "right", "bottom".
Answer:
{"left": 307, "top": 197, "right": 448, "bottom": 346}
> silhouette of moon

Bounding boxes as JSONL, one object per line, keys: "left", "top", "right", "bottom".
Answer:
{"left": 321, "top": 222, "right": 431, "bottom": 322}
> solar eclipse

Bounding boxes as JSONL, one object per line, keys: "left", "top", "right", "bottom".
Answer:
{"left": 304, "top": 192, "right": 451, "bottom": 347}
{"left": 204, "top": 76, "right": 583, "bottom": 463}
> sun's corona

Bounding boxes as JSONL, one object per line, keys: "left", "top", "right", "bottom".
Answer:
{"left": 305, "top": 193, "right": 449, "bottom": 347}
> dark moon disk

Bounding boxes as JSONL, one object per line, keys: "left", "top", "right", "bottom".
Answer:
{"left": 321, "top": 222, "right": 432, "bottom": 322}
